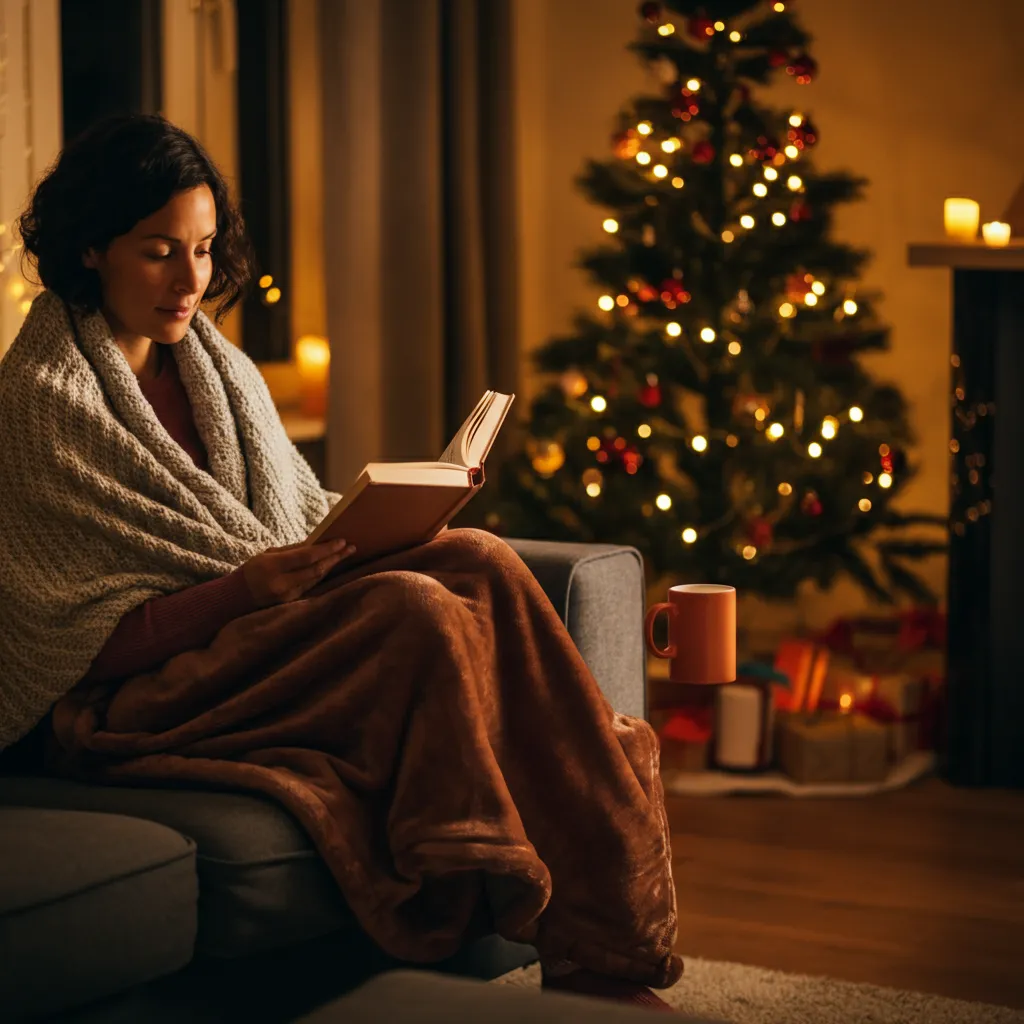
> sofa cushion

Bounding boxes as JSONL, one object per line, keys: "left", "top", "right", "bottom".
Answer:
{"left": 0, "top": 807, "right": 196, "bottom": 1021}
{"left": 0, "top": 776, "right": 353, "bottom": 960}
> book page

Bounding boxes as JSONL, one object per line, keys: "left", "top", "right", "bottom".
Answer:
{"left": 464, "top": 392, "right": 514, "bottom": 470}
{"left": 439, "top": 392, "right": 492, "bottom": 467}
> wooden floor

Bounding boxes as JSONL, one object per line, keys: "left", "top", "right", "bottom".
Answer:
{"left": 664, "top": 778, "right": 1024, "bottom": 1009}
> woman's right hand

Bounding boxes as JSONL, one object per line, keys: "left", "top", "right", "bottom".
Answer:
{"left": 240, "top": 538, "right": 357, "bottom": 609}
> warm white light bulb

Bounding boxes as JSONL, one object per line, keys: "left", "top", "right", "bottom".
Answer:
{"left": 671, "top": 176, "right": 685, "bottom": 189}
{"left": 666, "top": 322, "right": 682, "bottom": 337}
{"left": 767, "top": 422, "right": 784, "bottom": 440}
{"left": 682, "top": 527, "right": 698, "bottom": 544}
{"left": 843, "top": 299, "right": 859, "bottom": 315}
{"left": 753, "top": 183, "right": 768, "bottom": 197}
{"left": 789, "top": 113, "right": 804, "bottom": 127}
{"left": 743, "top": 545, "right": 757, "bottom": 560}
{"left": 652, "top": 164, "right": 668, "bottom": 179}
{"left": 858, "top": 498, "right": 872, "bottom": 512}
{"left": 637, "top": 121, "right": 653, "bottom": 136}
{"left": 656, "top": 493, "right": 673, "bottom": 510}
{"left": 590, "top": 395, "right": 607, "bottom": 412}
{"left": 721, "top": 230, "right": 735, "bottom": 243}
{"left": 779, "top": 302, "right": 795, "bottom": 318}
{"left": 598, "top": 295, "right": 615, "bottom": 311}
{"left": 878, "top": 472, "right": 893, "bottom": 488}
{"left": 602, "top": 218, "right": 619, "bottom": 233}
{"left": 686, "top": 78, "right": 701, "bottom": 91}
{"left": 764, "top": 166, "right": 778, "bottom": 181}
{"left": 636, "top": 152, "right": 652, "bottom": 166}
{"left": 692, "top": 435, "right": 708, "bottom": 452}
{"left": 784, "top": 145, "right": 799, "bottom": 159}
{"left": 638, "top": 423, "right": 652, "bottom": 438}
{"left": 740, "top": 214, "right": 755, "bottom": 229}
{"left": 657, "top": 22, "right": 675, "bottom": 36}
{"left": 729, "top": 153, "right": 744, "bottom": 167}
{"left": 811, "top": 281, "right": 825, "bottom": 295}
{"left": 727, "top": 340, "right": 741, "bottom": 355}
{"left": 729, "top": 30, "right": 741, "bottom": 42}
{"left": 804, "top": 292, "right": 818, "bottom": 306}
{"left": 808, "top": 442, "right": 822, "bottom": 458}
{"left": 849, "top": 406, "right": 864, "bottom": 422}
{"left": 700, "top": 327, "right": 716, "bottom": 342}
{"left": 772, "top": 212, "right": 787, "bottom": 226}
{"left": 821, "top": 420, "right": 836, "bottom": 439}
{"left": 586, "top": 482, "right": 602, "bottom": 497}
{"left": 787, "top": 175, "right": 803, "bottom": 191}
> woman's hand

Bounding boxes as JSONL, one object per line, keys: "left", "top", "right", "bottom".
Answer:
{"left": 240, "top": 538, "right": 357, "bottom": 609}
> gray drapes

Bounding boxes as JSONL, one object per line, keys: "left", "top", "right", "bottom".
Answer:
{"left": 321, "top": 0, "right": 518, "bottom": 491}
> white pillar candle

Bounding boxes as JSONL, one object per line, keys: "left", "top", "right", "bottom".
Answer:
{"left": 981, "top": 221, "right": 1011, "bottom": 247}
{"left": 715, "top": 684, "right": 769, "bottom": 770}
{"left": 944, "top": 198, "right": 980, "bottom": 242}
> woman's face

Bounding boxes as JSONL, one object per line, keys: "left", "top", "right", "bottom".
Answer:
{"left": 82, "top": 184, "right": 217, "bottom": 346}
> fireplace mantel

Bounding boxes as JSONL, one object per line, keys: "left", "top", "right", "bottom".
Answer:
{"left": 908, "top": 241, "right": 1024, "bottom": 271}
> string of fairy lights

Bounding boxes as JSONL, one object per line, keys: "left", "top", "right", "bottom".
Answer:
{"left": 948, "top": 351, "right": 993, "bottom": 537}
{"left": 529, "top": 0, "right": 903, "bottom": 562}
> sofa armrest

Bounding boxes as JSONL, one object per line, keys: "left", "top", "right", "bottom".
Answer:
{"left": 505, "top": 539, "right": 646, "bottom": 720}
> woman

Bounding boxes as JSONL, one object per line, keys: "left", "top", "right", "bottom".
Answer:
{"left": 0, "top": 114, "right": 682, "bottom": 1012}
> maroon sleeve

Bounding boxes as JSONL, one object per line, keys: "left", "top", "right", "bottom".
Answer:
{"left": 84, "top": 568, "right": 259, "bottom": 683}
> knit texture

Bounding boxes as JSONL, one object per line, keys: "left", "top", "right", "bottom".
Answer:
{"left": 0, "top": 290, "right": 334, "bottom": 749}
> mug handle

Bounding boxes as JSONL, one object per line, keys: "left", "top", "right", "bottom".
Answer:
{"left": 644, "top": 602, "right": 677, "bottom": 658}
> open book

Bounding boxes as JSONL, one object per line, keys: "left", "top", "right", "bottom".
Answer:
{"left": 306, "top": 391, "right": 515, "bottom": 565}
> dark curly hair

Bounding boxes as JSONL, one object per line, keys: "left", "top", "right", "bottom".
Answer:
{"left": 18, "top": 112, "right": 253, "bottom": 322}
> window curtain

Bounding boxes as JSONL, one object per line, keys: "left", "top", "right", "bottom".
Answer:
{"left": 320, "top": 0, "right": 518, "bottom": 491}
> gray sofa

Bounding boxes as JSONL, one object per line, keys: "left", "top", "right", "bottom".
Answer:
{"left": 0, "top": 539, "right": 653, "bottom": 1023}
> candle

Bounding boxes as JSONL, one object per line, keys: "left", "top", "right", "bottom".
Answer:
{"left": 944, "top": 198, "right": 980, "bottom": 242}
{"left": 981, "top": 221, "right": 1011, "bottom": 247}
{"left": 295, "top": 335, "right": 330, "bottom": 417}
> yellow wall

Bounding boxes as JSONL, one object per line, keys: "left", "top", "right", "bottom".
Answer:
{"left": 513, "top": 0, "right": 1024, "bottom": 630}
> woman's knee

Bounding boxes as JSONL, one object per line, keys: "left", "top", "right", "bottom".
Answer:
{"left": 440, "top": 527, "right": 522, "bottom": 573}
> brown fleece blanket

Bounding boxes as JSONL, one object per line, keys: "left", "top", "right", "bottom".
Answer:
{"left": 45, "top": 528, "right": 683, "bottom": 988}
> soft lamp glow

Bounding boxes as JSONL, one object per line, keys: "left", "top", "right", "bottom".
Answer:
{"left": 295, "top": 335, "right": 330, "bottom": 417}
{"left": 944, "top": 198, "right": 980, "bottom": 242}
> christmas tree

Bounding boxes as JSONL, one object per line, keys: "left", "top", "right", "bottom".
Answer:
{"left": 479, "top": 0, "right": 945, "bottom": 602}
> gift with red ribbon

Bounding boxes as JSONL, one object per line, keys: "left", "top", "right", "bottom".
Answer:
{"left": 812, "top": 609, "right": 946, "bottom": 760}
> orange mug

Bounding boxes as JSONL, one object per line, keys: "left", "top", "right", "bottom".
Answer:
{"left": 645, "top": 584, "right": 736, "bottom": 684}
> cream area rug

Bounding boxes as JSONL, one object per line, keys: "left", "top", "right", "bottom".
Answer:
{"left": 494, "top": 959, "right": 1024, "bottom": 1023}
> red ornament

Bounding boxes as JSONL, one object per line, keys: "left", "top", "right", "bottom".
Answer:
{"left": 659, "top": 278, "right": 687, "bottom": 303}
{"left": 747, "top": 517, "right": 774, "bottom": 548}
{"left": 672, "top": 88, "right": 701, "bottom": 118}
{"left": 801, "top": 491, "right": 823, "bottom": 517}
{"left": 786, "top": 52, "right": 818, "bottom": 85}
{"left": 638, "top": 382, "right": 662, "bottom": 408}
{"left": 787, "top": 117, "right": 818, "bottom": 148}
{"left": 768, "top": 49, "right": 789, "bottom": 68}
{"left": 639, "top": 1, "right": 662, "bottom": 23}
{"left": 749, "top": 135, "right": 780, "bottom": 161}
{"left": 785, "top": 272, "right": 813, "bottom": 301}
{"left": 692, "top": 140, "right": 715, "bottom": 164}
{"left": 636, "top": 284, "right": 659, "bottom": 303}
{"left": 622, "top": 444, "right": 644, "bottom": 475}
{"left": 687, "top": 15, "right": 715, "bottom": 40}
{"left": 790, "top": 200, "right": 813, "bottom": 222}
{"left": 612, "top": 129, "right": 640, "bottom": 160}
{"left": 881, "top": 453, "right": 894, "bottom": 473}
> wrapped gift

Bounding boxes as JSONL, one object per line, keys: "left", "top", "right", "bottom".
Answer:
{"left": 814, "top": 608, "right": 946, "bottom": 758}
{"left": 778, "top": 711, "right": 889, "bottom": 784}
{"left": 772, "top": 639, "right": 829, "bottom": 712}
{"left": 818, "top": 666, "right": 927, "bottom": 763}
{"left": 658, "top": 708, "right": 712, "bottom": 773}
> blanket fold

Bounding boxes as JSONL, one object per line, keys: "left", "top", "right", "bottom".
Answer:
{"left": 45, "top": 528, "right": 684, "bottom": 988}
{"left": 0, "top": 290, "right": 332, "bottom": 748}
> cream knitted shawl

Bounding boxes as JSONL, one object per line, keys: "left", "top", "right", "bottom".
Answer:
{"left": 0, "top": 289, "right": 334, "bottom": 749}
